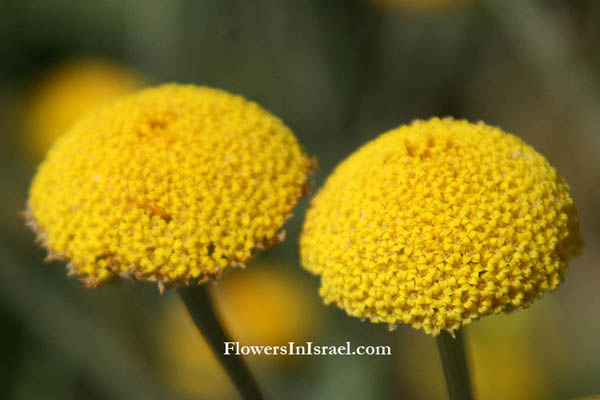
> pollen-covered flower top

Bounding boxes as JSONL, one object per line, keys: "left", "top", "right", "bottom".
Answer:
{"left": 28, "top": 84, "right": 313, "bottom": 287}
{"left": 300, "top": 117, "right": 581, "bottom": 336}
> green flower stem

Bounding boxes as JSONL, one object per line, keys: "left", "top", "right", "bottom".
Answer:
{"left": 178, "top": 284, "right": 264, "bottom": 400}
{"left": 436, "top": 329, "right": 474, "bottom": 400}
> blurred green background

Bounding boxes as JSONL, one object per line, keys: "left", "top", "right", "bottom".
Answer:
{"left": 1, "top": 0, "right": 599, "bottom": 399}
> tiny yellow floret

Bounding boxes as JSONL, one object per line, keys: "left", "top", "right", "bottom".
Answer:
{"left": 28, "top": 84, "right": 313, "bottom": 287}
{"left": 300, "top": 117, "right": 581, "bottom": 336}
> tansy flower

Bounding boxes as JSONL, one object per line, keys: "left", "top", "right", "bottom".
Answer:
{"left": 157, "top": 263, "right": 321, "bottom": 399}
{"left": 27, "top": 84, "right": 314, "bottom": 288}
{"left": 300, "top": 117, "right": 581, "bottom": 336}
{"left": 23, "top": 57, "right": 144, "bottom": 158}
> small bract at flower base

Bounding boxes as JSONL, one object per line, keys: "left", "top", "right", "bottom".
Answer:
{"left": 27, "top": 83, "right": 314, "bottom": 400}
{"left": 300, "top": 117, "right": 581, "bottom": 399}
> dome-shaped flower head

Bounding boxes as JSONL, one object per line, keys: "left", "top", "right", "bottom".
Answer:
{"left": 300, "top": 117, "right": 581, "bottom": 336}
{"left": 24, "top": 57, "right": 143, "bottom": 158}
{"left": 27, "top": 84, "right": 314, "bottom": 288}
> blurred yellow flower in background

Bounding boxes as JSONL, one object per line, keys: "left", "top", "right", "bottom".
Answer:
{"left": 399, "top": 310, "right": 549, "bottom": 400}
{"left": 23, "top": 57, "right": 144, "bottom": 158}
{"left": 157, "top": 262, "right": 321, "bottom": 400}
{"left": 158, "top": 304, "right": 235, "bottom": 400}
{"left": 301, "top": 117, "right": 581, "bottom": 336}
{"left": 27, "top": 84, "right": 313, "bottom": 287}
{"left": 215, "top": 265, "right": 320, "bottom": 346}
{"left": 469, "top": 313, "right": 548, "bottom": 400}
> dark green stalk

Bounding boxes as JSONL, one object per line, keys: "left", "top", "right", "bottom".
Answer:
{"left": 436, "top": 329, "right": 474, "bottom": 400}
{"left": 178, "top": 284, "right": 264, "bottom": 400}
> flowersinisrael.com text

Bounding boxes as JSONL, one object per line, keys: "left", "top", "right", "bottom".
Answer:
{"left": 224, "top": 341, "right": 391, "bottom": 356}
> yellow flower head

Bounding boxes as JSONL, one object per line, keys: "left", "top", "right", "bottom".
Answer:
{"left": 27, "top": 84, "right": 313, "bottom": 287}
{"left": 24, "top": 57, "right": 143, "bottom": 158}
{"left": 300, "top": 117, "right": 581, "bottom": 336}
